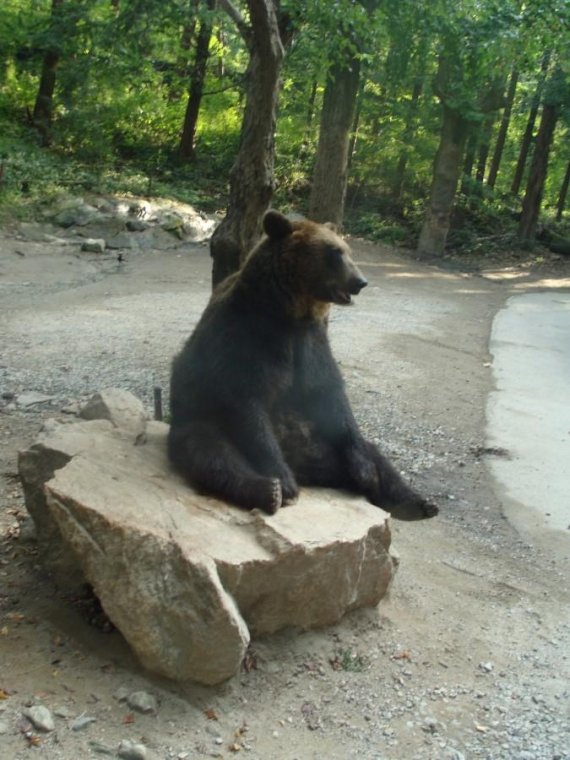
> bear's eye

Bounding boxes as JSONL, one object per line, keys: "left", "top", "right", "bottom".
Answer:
{"left": 326, "top": 246, "right": 344, "bottom": 267}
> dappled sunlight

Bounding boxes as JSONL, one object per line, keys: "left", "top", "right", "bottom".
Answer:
{"left": 381, "top": 269, "right": 464, "bottom": 282}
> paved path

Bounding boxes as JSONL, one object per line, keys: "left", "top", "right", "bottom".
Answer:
{"left": 488, "top": 291, "right": 570, "bottom": 545}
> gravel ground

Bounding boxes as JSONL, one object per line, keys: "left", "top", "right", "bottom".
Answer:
{"left": 0, "top": 200, "right": 569, "bottom": 760}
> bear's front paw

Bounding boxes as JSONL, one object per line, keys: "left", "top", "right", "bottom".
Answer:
{"left": 249, "top": 477, "right": 283, "bottom": 515}
{"left": 280, "top": 468, "right": 299, "bottom": 505}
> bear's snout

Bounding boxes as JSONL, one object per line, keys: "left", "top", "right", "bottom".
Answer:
{"left": 348, "top": 275, "right": 368, "bottom": 294}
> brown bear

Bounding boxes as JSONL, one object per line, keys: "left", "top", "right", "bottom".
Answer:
{"left": 168, "top": 210, "right": 438, "bottom": 520}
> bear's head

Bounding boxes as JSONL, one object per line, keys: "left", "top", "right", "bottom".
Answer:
{"left": 259, "top": 210, "right": 368, "bottom": 314}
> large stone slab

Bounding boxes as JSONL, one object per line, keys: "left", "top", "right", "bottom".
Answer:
{"left": 19, "top": 392, "right": 396, "bottom": 685}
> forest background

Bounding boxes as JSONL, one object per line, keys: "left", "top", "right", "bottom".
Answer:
{"left": 0, "top": 0, "right": 569, "bottom": 276}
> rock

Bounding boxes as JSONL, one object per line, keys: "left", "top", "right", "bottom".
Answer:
{"left": 16, "top": 391, "right": 55, "bottom": 407}
{"left": 126, "top": 219, "right": 150, "bottom": 232}
{"left": 81, "top": 238, "right": 106, "bottom": 254}
{"left": 117, "top": 740, "right": 148, "bottom": 760}
{"left": 71, "top": 714, "right": 97, "bottom": 731}
{"left": 127, "top": 691, "right": 158, "bottom": 715}
{"left": 106, "top": 232, "right": 138, "bottom": 250}
{"left": 79, "top": 388, "right": 147, "bottom": 438}
{"left": 23, "top": 705, "right": 55, "bottom": 732}
{"left": 54, "top": 204, "right": 98, "bottom": 228}
{"left": 19, "top": 391, "right": 397, "bottom": 685}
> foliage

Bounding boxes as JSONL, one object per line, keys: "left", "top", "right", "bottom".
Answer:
{"left": 0, "top": 0, "right": 569, "bottom": 249}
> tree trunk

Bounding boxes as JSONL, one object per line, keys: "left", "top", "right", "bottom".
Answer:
{"left": 347, "top": 78, "right": 365, "bottom": 170}
{"left": 392, "top": 77, "right": 423, "bottom": 199}
{"left": 210, "top": 0, "right": 284, "bottom": 287}
{"left": 511, "top": 52, "right": 550, "bottom": 195}
{"left": 518, "top": 102, "right": 558, "bottom": 242}
{"left": 487, "top": 69, "right": 518, "bottom": 189}
{"left": 556, "top": 160, "right": 570, "bottom": 221}
{"left": 475, "top": 114, "right": 494, "bottom": 184}
{"left": 32, "top": 0, "right": 63, "bottom": 146}
{"left": 179, "top": 0, "right": 214, "bottom": 160}
{"left": 460, "top": 131, "right": 477, "bottom": 195}
{"left": 417, "top": 105, "right": 468, "bottom": 257}
{"left": 308, "top": 55, "right": 361, "bottom": 226}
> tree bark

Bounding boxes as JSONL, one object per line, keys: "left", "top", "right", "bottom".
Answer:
{"left": 556, "top": 160, "right": 570, "bottom": 222}
{"left": 210, "top": 0, "right": 285, "bottom": 287}
{"left": 511, "top": 52, "right": 550, "bottom": 195}
{"left": 487, "top": 69, "right": 518, "bottom": 189}
{"left": 308, "top": 55, "right": 361, "bottom": 226}
{"left": 518, "top": 102, "right": 558, "bottom": 241}
{"left": 179, "top": 0, "right": 214, "bottom": 159}
{"left": 32, "top": 0, "right": 63, "bottom": 146}
{"left": 417, "top": 104, "right": 469, "bottom": 257}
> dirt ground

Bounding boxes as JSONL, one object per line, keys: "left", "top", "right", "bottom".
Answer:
{"left": 0, "top": 200, "right": 569, "bottom": 760}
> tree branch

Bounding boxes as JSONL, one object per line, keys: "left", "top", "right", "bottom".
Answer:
{"left": 218, "top": 0, "right": 251, "bottom": 44}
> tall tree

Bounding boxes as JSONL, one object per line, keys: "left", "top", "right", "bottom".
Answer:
{"left": 179, "top": 0, "right": 215, "bottom": 159}
{"left": 308, "top": 0, "right": 378, "bottom": 226}
{"left": 210, "top": 0, "right": 287, "bottom": 287}
{"left": 518, "top": 67, "right": 566, "bottom": 241}
{"left": 417, "top": 7, "right": 512, "bottom": 258}
{"left": 556, "top": 159, "right": 570, "bottom": 222}
{"left": 417, "top": 49, "right": 505, "bottom": 257}
{"left": 510, "top": 52, "right": 550, "bottom": 195}
{"left": 487, "top": 68, "right": 519, "bottom": 189}
{"left": 32, "top": 0, "right": 64, "bottom": 146}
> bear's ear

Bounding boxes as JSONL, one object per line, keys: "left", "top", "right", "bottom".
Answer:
{"left": 322, "top": 221, "right": 339, "bottom": 233}
{"left": 263, "top": 210, "right": 293, "bottom": 240}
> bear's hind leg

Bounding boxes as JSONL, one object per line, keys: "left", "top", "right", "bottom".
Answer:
{"left": 168, "top": 423, "right": 283, "bottom": 515}
{"left": 364, "top": 442, "right": 438, "bottom": 521}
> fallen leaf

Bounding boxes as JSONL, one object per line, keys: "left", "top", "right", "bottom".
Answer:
{"left": 122, "top": 713, "right": 135, "bottom": 725}
{"left": 0, "top": 688, "right": 11, "bottom": 699}
{"left": 392, "top": 650, "right": 412, "bottom": 661}
{"left": 228, "top": 744, "right": 241, "bottom": 753}
{"left": 204, "top": 707, "right": 219, "bottom": 721}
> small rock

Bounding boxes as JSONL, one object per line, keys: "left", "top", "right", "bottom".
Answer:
{"left": 113, "top": 686, "right": 131, "bottom": 702}
{"left": 117, "top": 739, "right": 148, "bottom": 760}
{"left": 126, "top": 220, "right": 150, "bottom": 232}
{"left": 443, "top": 750, "right": 466, "bottom": 760}
{"left": 88, "top": 740, "right": 114, "bottom": 756}
{"left": 127, "top": 690, "right": 158, "bottom": 715}
{"left": 23, "top": 705, "right": 55, "bottom": 732}
{"left": 421, "top": 717, "right": 444, "bottom": 734}
{"left": 16, "top": 392, "right": 55, "bottom": 408}
{"left": 214, "top": 737, "right": 223, "bottom": 745}
{"left": 106, "top": 232, "right": 138, "bottom": 250}
{"left": 71, "top": 714, "right": 97, "bottom": 731}
{"left": 479, "top": 661, "right": 494, "bottom": 673}
{"left": 53, "top": 706, "right": 73, "bottom": 719}
{"left": 81, "top": 238, "right": 106, "bottom": 254}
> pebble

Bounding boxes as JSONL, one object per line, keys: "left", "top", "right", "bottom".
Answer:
{"left": 23, "top": 705, "right": 55, "bottom": 732}
{"left": 71, "top": 713, "right": 97, "bottom": 731}
{"left": 479, "top": 661, "right": 494, "bottom": 673}
{"left": 118, "top": 739, "right": 148, "bottom": 760}
{"left": 127, "top": 690, "right": 158, "bottom": 714}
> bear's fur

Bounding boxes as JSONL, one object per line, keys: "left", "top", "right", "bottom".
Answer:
{"left": 168, "top": 210, "right": 438, "bottom": 520}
